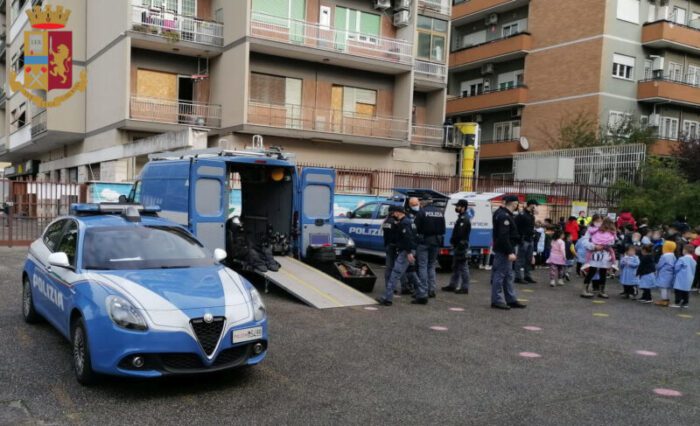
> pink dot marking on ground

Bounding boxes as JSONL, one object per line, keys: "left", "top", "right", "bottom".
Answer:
{"left": 653, "top": 388, "right": 683, "bottom": 397}
{"left": 448, "top": 307, "right": 465, "bottom": 312}
{"left": 635, "top": 350, "right": 658, "bottom": 357}
{"left": 519, "top": 352, "right": 542, "bottom": 358}
{"left": 523, "top": 326, "right": 542, "bottom": 331}
{"left": 430, "top": 326, "right": 448, "bottom": 331}
{"left": 364, "top": 307, "right": 378, "bottom": 311}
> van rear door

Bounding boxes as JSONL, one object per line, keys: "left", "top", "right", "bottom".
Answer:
{"left": 189, "top": 159, "right": 228, "bottom": 251}
{"left": 298, "top": 167, "right": 335, "bottom": 258}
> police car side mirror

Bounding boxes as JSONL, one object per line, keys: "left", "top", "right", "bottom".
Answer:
{"left": 48, "top": 252, "right": 71, "bottom": 269}
{"left": 347, "top": 211, "right": 354, "bottom": 219}
{"left": 214, "top": 248, "right": 227, "bottom": 263}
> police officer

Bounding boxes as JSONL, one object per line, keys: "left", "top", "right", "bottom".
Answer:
{"left": 514, "top": 199, "right": 538, "bottom": 284}
{"left": 376, "top": 206, "right": 426, "bottom": 306}
{"left": 399, "top": 197, "right": 422, "bottom": 295}
{"left": 381, "top": 205, "right": 401, "bottom": 288}
{"left": 415, "top": 194, "right": 446, "bottom": 298}
{"left": 442, "top": 199, "right": 472, "bottom": 294}
{"left": 490, "top": 195, "right": 526, "bottom": 310}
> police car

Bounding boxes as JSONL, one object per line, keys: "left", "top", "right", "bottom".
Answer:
{"left": 21, "top": 203, "right": 268, "bottom": 385}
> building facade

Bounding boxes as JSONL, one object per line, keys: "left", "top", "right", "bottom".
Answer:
{"left": 448, "top": 0, "right": 700, "bottom": 176}
{"left": 0, "top": 0, "right": 457, "bottom": 182}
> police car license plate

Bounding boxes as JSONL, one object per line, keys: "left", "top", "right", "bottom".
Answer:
{"left": 233, "top": 327, "right": 263, "bottom": 343}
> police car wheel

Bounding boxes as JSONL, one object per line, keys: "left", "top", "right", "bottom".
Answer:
{"left": 71, "top": 318, "right": 98, "bottom": 386}
{"left": 22, "top": 276, "right": 40, "bottom": 324}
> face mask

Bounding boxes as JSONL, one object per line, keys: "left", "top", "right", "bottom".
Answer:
{"left": 593, "top": 222, "right": 602, "bottom": 227}
{"left": 455, "top": 208, "right": 462, "bottom": 214}
{"left": 411, "top": 206, "right": 420, "bottom": 212}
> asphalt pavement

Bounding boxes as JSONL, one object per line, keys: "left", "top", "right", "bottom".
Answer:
{"left": 1, "top": 247, "right": 699, "bottom": 425}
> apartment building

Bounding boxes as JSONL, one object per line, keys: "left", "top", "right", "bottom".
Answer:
{"left": 448, "top": 0, "right": 700, "bottom": 176}
{"left": 0, "top": 0, "right": 456, "bottom": 182}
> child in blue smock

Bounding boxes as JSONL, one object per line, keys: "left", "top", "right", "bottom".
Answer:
{"left": 636, "top": 244, "right": 656, "bottom": 304}
{"left": 654, "top": 240, "right": 677, "bottom": 307}
{"left": 575, "top": 234, "right": 589, "bottom": 276}
{"left": 619, "top": 245, "right": 639, "bottom": 299}
{"left": 671, "top": 244, "right": 697, "bottom": 308}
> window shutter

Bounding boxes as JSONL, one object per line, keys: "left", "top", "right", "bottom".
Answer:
{"left": 360, "top": 12, "right": 380, "bottom": 36}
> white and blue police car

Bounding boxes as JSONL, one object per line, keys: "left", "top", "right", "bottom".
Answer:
{"left": 21, "top": 203, "right": 267, "bottom": 385}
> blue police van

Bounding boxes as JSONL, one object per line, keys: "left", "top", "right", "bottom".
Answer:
{"left": 129, "top": 147, "right": 377, "bottom": 309}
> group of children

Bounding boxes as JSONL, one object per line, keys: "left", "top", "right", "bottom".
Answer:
{"left": 539, "top": 214, "right": 699, "bottom": 308}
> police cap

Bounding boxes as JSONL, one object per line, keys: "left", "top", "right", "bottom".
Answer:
{"left": 503, "top": 195, "right": 519, "bottom": 203}
{"left": 453, "top": 199, "right": 470, "bottom": 208}
{"left": 389, "top": 205, "right": 405, "bottom": 213}
{"left": 421, "top": 194, "right": 433, "bottom": 202}
{"left": 526, "top": 199, "right": 540, "bottom": 206}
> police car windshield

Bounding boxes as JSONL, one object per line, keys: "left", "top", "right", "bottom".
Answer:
{"left": 82, "top": 226, "right": 214, "bottom": 270}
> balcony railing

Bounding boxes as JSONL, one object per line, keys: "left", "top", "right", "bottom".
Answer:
{"left": 415, "top": 60, "right": 447, "bottom": 83}
{"left": 418, "top": 0, "right": 451, "bottom": 15}
{"left": 31, "top": 109, "right": 47, "bottom": 138}
{"left": 412, "top": 125, "right": 448, "bottom": 147}
{"left": 248, "top": 101, "right": 409, "bottom": 140}
{"left": 447, "top": 84, "right": 528, "bottom": 114}
{"left": 131, "top": 5, "right": 224, "bottom": 47}
{"left": 250, "top": 12, "right": 413, "bottom": 65}
{"left": 130, "top": 96, "right": 222, "bottom": 128}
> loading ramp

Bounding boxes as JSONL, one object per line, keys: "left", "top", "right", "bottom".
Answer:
{"left": 260, "top": 256, "right": 378, "bottom": 309}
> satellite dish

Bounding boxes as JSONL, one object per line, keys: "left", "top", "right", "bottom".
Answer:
{"left": 519, "top": 136, "right": 529, "bottom": 151}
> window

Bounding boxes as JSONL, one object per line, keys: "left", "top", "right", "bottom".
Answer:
{"left": 682, "top": 120, "right": 699, "bottom": 141}
{"left": 195, "top": 179, "right": 222, "bottom": 216}
{"left": 643, "top": 59, "right": 653, "bottom": 80}
{"left": 616, "top": 0, "right": 639, "bottom": 24}
{"left": 332, "top": 86, "right": 377, "bottom": 116}
{"left": 497, "top": 71, "right": 524, "bottom": 90}
{"left": 612, "top": 54, "right": 635, "bottom": 80}
{"left": 335, "top": 6, "right": 380, "bottom": 42}
{"left": 668, "top": 62, "right": 682, "bottom": 81}
{"left": 55, "top": 221, "right": 78, "bottom": 267}
{"left": 460, "top": 79, "right": 484, "bottom": 97}
{"left": 687, "top": 65, "right": 700, "bottom": 86}
{"left": 353, "top": 203, "right": 377, "bottom": 219}
{"left": 493, "top": 121, "right": 521, "bottom": 142}
{"left": 252, "top": 0, "right": 305, "bottom": 25}
{"left": 336, "top": 171, "right": 371, "bottom": 194}
{"left": 43, "top": 220, "right": 67, "bottom": 252}
{"left": 672, "top": 6, "right": 687, "bottom": 25}
{"left": 459, "top": 30, "right": 486, "bottom": 49}
{"left": 660, "top": 116, "right": 679, "bottom": 140}
{"left": 11, "top": 0, "right": 28, "bottom": 23}
{"left": 303, "top": 185, "right": 331, "bottom": 218}
{"left": 502, "top": 22, "right": 519, "bottom": 37}
{"left": 608, "top": 110, "right": 632, "bottom": 134}
{"left": 10, "top": 103, "right": 27, "bottom": 132}
{"left": 142, "top": 0, "right": 197, "bottom": 17}
{"left": 378, "top": 204, "right": 391, "bottom": 219}
{"left": 250, "top": 73, "right": 302, "bottom": 106}
{"left": 417, "top": 16, "right": 447, "bottom": 62}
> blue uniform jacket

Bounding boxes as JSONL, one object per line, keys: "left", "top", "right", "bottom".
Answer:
{"left": 619, "top": 255, "right": 640, "bottom": 285}
{"left": 655, "top": 253, "right": 676, "bottom": 289}
{"left": 673, "top": 255, "right": 697, "bottom": 292}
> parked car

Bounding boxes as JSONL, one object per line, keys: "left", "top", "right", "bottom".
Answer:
{"left": 21, "top": 203, "right": 268, "bottom": 385}
{"left": 333, "top": 228, "right": 356, "bottom": 260}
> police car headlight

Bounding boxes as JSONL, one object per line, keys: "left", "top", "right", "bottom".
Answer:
{"left": 346, "top": 238, "right": 355, "bottom": 248}
{"left": 106, "top": 296, "right": 148, "bottom": 331}
{"left": 249, "top": 288, "right": 266, "bottom": 322}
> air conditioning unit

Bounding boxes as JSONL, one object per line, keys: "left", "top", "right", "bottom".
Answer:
{"left": 511, "top": 107, "right": 523, "bottom": 118}
{"left": 394, "top": 0, "right": 411, "bottom": 11}
{"left": 652, "top": 56, "right": 665, "bottom": 71}
{"left": 373, "top": 0, "right": 391, "bottom": 10}
{"left": 485, "top": 13, "right": 498, "bottom": 25}
{"left": 483, "top": 79, "right": 491, "bottom": 91}
{"left": 648, "top": 113, "right": 661, "bottom": 127}
{"left": 481, "top": 63, "right": 495, "bottom": 75}
{"left": 474, "top": 114, "right": 483, "bottom": 123}
{"left": 393, "top": 10, "right": 410, "bottom": 27}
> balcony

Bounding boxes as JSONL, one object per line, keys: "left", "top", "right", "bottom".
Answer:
{"left": 642, "top": 20, "right": 700, "bottom": 55}
{"left": 415, "top": 60, "right": 447, "bottom": 87}
{"left": 249, "top": 12, "right": 413, "bottom": 74}
{"left": 130, "top": 5, "right": 224, "bottom": 55}
{"left": 450, "top": 32, "right": 532, "bottom": 71}
{"left": 418, "top": 0, "right": 451, "bottom": 16}
{"left": 246, "top": 101, "right": 409, "bottom": 145}
{"left": 130, "top": 96, "right": 222, "bottom": 128}
{"left": 412, "top": 125, "right": 448, "bottom": 147}
{"left": 30, "top": 109, "right": 47, "bottom": 139}
{"left": 479, "top": 139, "right": 520, "bottom": 159}
{"left": 637, "top": 78, "right": 700, "bottom": 108}
{"left": 452, "top": 0, "right": 530, "bottom": 23}
{"left": 446, "top": 85, "right": 528, "bottom": 115}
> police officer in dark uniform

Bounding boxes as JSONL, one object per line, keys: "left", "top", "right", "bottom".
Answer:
{"left": 376, "top": 206, "right": 426, "bottom": 306}
{"left": 415, "top": 194, "right": 446, "bottom": 298}
{"left": 381, "top": 205, "right": 401, "bottom": 288}
{"left": 442, "top": 199, "right": 472, "bottom": 294}
{"left": 514, "top": 199, "right": 539, "bottom": 284}
{"left": 490, "top": 195, "right": 527, "bottom": 310}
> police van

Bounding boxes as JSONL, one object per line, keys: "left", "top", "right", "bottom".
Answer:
{"left": 130, "top": 146, "right": 376, "bottom": 309}
{"left": 442, "top": 192, "right": 502, "bottom": 263}
{"left": 334, "top": 189, "right": 449, "bottom": 256}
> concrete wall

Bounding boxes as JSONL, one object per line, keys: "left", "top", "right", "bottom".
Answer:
{"left": 86, "top": 0, "right": 128, "bottom": 59}
{"left": 86, "top": 38, "right": 130, "bottom": 133}
{"left": 209, "top": 43, "right": 248, "bottom": 129}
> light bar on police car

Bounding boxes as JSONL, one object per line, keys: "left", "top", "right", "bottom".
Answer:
{"left": 70, "top": 203, "right": 161, "bottom": 214}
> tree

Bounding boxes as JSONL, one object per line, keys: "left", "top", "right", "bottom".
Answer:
{"left": 672, "top": 137, "right": 700, "bottom": 183}
{"left": 615, "top": 158, "right": 700, "bottom": 225}
{"left": 541, "top": 112, "right": 654, "bottom": 150}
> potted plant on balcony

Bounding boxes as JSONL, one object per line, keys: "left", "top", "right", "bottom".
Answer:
{"left": 132, "top": 23, "right": 149, "bottom": 33}
{"left": 163, "top": 29, "right": 181, "bottom": 43}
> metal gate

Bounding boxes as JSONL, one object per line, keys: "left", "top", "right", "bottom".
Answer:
{"left": 0, "top": 179, "right": 86, "bottom": 247}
